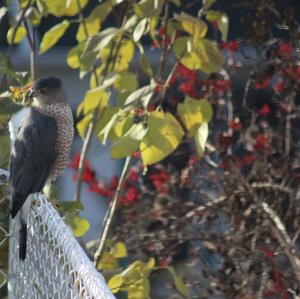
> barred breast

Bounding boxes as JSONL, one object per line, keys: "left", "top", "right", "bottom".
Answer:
{"left": 36, "top": 103, "right": 74, "bottom": 181}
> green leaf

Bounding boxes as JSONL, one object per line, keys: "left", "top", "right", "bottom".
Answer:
{"left": 39, "top": 20, "right": 70, "bottom": 54}
{"left": 80, "top": 27, "right": 118, "bottom": 72}
{"left": 0, "top": 132, "right": 10, "bottom": 169}
{"left": 194, "top": 39, "right": 224, "bottom": 73}
{"left": 0, "top": 98, "right": 23, "bottom": 115}
{"left": 57, "top": 201, "right": 84, "bottom": 213}
{"left": 173, "top": 36, "right": 189, "bottom": 58}
{"left": 92, "top": 0, "right": 114, "bottom": 23}
{"left": 124, "top": 15, "right": 139, "bottom": 30}
{"left": 194, "top": 122, "right": 208, "bottom": 158}
{"left": 45, "top": 0, "right": 88, "bottom": 17}
{"left": 177, "top": 97, "right": 203, "bottom": 135}
{"left": 96, "top": 107, "right": 119, "bottom": 142}
{"left": 207, "top": 10, "right": 229, "bottom": 41}
{"left": 133, "top": 18, "right": 148, "bottom": 42}
{"left": 113, "top": 242, "right": 128, "bottom": 258}
{"left": 202, "top": 0, "right": 216, "bottom": 11}
{"left": 173, "top": 37, "right": 223, "bottom": 73}
{"left": 64, "top": 213, "right": 90, "bottom": 237}
{"left": 7, "top": 26, "right": 27, "bottom": 45}
{"left": 114, "top": 71, "right": 138, "bottom": 93}
{"left": 30, "top": 8, "right": 42, "bottom": 27}
{"left": 19, "top": 0, "right": 33, "bottom": 8}
{"left": 111, "top": 123, "right": 147, "bottom": 159}
{"left": 67, "top": 42, "right": 85, "bottom": 69}
{"left": 140, "top": 53, "right": 153, "bottom": 78}
{"left": 167, "top": 267, "right": 190, "bottom": 298}
{"left": 108, "top": 274, "right": 124, "bottom": 293}
{"left": 170, "top": 0, "right": 181, "bottom": 6}
{"left": 134, "top": 0, "right": 164, "bottom": 18}
{"left": 175, "top": 12, "right": 207, "bottom": 42}
{"left": 124, "top": 84, "right": 154, "bottom": 109}
{"left": 218, "top": 14, "right": 229, "bottom": 41}
{"left": 0, "top": 7, "right": 7, "bottom": 22}
{"left": 98, "top": 111, "right": 120, "bottom": 145}
{"left": 199, "top": 99, "right": 213, "bottom": 122}
{"left": 140, "top": 111, "right": 184, "bottom": 167}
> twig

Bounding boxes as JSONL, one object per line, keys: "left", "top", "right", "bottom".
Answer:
{"left": 257, "top": 263, "right": 269, "bottom": 299}
{"left": 7, "top": 1, "right": 32, "bottom": 57}
{"left": 94, "top": 156, "right": 132, "bottom": 266}
{"left": 156, "top": 1, "right": 170, "bottom": 80}
{"left": 74, "top": 1, "right": 127, "bottom": 202}
{"left": 184, "top": 196, "right": 227, "bottom": 219}
{"left": 251, "top": 182, "right": 292, "bottom": 195}
{"left": 244, "top": 181, "right": 300, "bottom": 284}
{"left": 23, "top": 20, "right": 36, "bottom": 80}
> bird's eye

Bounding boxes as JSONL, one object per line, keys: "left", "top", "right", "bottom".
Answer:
{"left": 39, "top": 88, "right": 48, "bottom": 95}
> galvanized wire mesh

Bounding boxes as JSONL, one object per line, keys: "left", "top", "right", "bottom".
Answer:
{"left": 8, "top": 193, "right": 115, "bottom": 299}
{"left": 0, "top": 168, "right": 9, "bottom": 295}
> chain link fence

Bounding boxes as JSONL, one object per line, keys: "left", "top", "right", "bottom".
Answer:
{"left": 8, "top": 193, "right": 115, "bottom": 299}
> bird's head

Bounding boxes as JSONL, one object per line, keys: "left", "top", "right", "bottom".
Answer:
{"left": 30, "top": 77, "right": 68, "bottom": 105}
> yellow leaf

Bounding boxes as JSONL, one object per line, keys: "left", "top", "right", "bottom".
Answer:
{"left": 90, "top": 66, "right": 103, "bottom": 88}
{"left": 75, "top": 1, "right": 114, "bottom": 42}
{"left": 175, "top": 12, "right": 207, "bottom": 42}
{"left": 140, "top": 111, "right": 184, "bottom": 166}
{"left": 112, "top": 114, "right": 134, "bottom": 140}
{"left": 39, "top": 20, "right": 70, "bottom": 54}
{"left": 82, "top": 88, "right": 109, "bottom": 115}
{"left": 45, "top": 0, "right": 88, "bottom": 17}
{"left": 67, "top": 42, "right": 85, "bottom": 69}
{"left": 113, "top": 242, "right": 128, "bottom": 258}
{"left": 194, "top": 122, "right": 208, "bottom": 157}
{"left": 177, "top": 97, "right": 204, "bottom": 136}
{"left": 99, "top": 39, "right": 135, "bottom": 72}
{"left": 98, "top": 251, "right": 119, "bottom": 271}
{"left": 76, "top": 17, "right": 101, "bottom": 42}
{"left": 127, "top": 281, "right": 149, "bottom": 299}
{"left": 76, "top": 114, "right": 92, "bottom": 138}
{"left": 146, "top": 257, "right": 155, "bottom": 270}
{"left": 199, "top": 99, "right": 213, "bottom": 122}
{"left": 64, "top": 214, "right": 90, "bottom": 237}
{"left": 167, "top": 267, "right": 190, "bottom": 298}
{"left": 114, "top": 71, "right": 138, "bottom": 93}
{"left": 108, "top": 274, "right": 124, "bottom": 293}
{"left": 7, "top": 26, "right": 27, "bottom": 45}
{"left": 111, "top": 123, "right": 147, "bottom": 159}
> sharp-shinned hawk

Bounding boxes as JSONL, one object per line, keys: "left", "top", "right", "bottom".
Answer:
{"left": 10, "top": 77, "right": 74, "bottom": 260}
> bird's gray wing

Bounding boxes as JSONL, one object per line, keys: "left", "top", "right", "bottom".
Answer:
{"left": 10, "top": 108, "right": 57, "bottom": 218}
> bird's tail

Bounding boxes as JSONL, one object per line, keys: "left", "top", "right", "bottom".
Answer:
{"left": 19, "top": 219, "right": 27, "bottom": 260}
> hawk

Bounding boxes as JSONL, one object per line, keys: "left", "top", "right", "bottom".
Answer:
{"left": 10, "top": 77, "right": 74, "bottom": 260}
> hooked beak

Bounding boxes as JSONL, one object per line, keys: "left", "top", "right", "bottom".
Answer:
{"left": 29, "top": 89, "right": 36, "bottom": 99}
